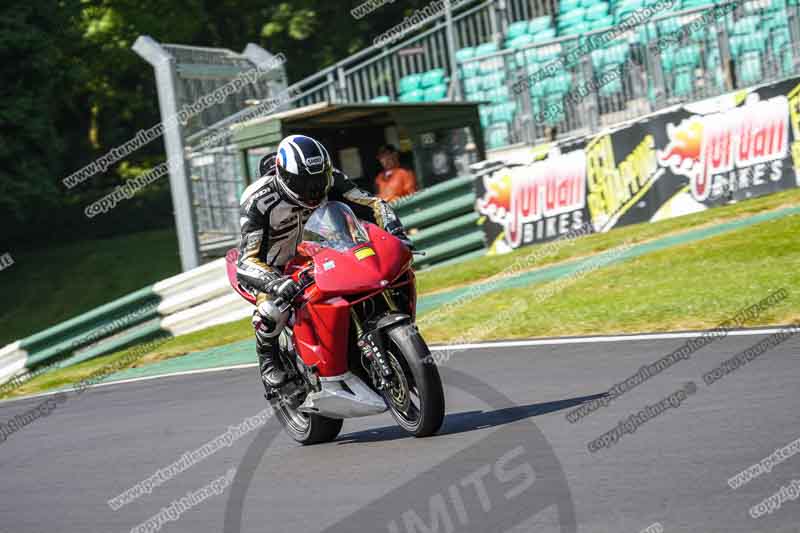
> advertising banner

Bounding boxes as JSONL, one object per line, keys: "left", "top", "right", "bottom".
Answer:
{"left": 476, "top": 76, "right": 800, "bottom": 254}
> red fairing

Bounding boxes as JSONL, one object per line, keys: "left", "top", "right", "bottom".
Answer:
{"left": 290, "top": 225, "right": 412, "bottom": 378}
{"left": 225, "top": 249, "right": 257, "bottom": 305}
{"left": 310, "top": 222, "right": 412, "bottom": 297}
{"left": 227, "top": 218, "right": 415, "bottom": 379}
{"left": 292, "top": 296, "right": 351, "bottom": 377}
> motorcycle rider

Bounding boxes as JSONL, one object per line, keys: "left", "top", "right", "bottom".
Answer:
{"left": 236, "top": 134, "right": 410, "bottom": 393}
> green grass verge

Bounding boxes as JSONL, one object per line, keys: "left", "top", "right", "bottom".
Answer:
{"left": 5, "top": 191, "right": 799, "bottom": 399}
{"left": 416, "top": 187, "right": 800, "bottom": 296}
{"left": 0, "top": 229, "right": 180, "bottom": 346}
{"left": 1, "top": 318, "right": 251, "bottom": 399}
{"left": 421, "top": 212, "right": 800, "bottom": 343}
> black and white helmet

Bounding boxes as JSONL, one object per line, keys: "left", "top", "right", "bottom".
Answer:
{"left": 274, "top": 134, "right": 334, "bottom": 209}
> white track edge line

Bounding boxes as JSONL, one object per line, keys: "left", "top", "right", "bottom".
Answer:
{"left": 0, "top": 326, "right": 791, "bottom": 405}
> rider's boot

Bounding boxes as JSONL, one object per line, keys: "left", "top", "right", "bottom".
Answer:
{"left": 256, "top": 324, "right": 287, "bottom": 391}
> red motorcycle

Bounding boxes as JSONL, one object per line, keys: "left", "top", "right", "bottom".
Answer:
{"left": 226, "top": 201, "right": 444, "bottom": 444}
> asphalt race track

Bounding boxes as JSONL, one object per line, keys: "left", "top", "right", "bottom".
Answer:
{"left": 1, "top": 331, "right": 798, "bottom": 533}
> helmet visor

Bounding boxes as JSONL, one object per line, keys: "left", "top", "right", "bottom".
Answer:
{"left": 278, "top": 165, "right": 331, "bottom": 207}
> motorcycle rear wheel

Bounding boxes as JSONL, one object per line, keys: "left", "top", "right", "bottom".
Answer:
{"left": 382, "top": 324, "right": 445, "bottom": 437}
{"left": 270, "top": 330, "right": 343, "bottom": 445}
{"left": 272, "top": 398, "right": 343, "bottom": 445}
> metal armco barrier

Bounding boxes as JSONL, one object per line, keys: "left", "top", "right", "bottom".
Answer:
{"left": 392, "top": 175, "right": 486, "bottom": 268}
{"left": 0, "top": 258, "right": 252, "bottom": 387}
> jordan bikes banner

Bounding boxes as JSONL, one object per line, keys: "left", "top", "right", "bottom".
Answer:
{"left": 476, "top": 76, "right": 800, "bottom": 254}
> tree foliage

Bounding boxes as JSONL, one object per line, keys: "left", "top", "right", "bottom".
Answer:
{"left": 1, "top": 0, "right": 436, "bottom": 247}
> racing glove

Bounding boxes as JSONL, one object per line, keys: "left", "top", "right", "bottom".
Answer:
{"left": 386, "top": 220, "right": 414, "bottom": 250}
{"left": 264, "top": 276, "right": 301, "bottom": 303}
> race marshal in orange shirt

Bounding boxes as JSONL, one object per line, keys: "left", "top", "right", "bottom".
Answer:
{"left": 374, "top": 144, "right": 418, "bottom": 202}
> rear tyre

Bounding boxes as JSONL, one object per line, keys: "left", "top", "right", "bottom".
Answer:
{"left": 269, "top": 329, "right": 343, "bottom": 445}
{"left": 272, "top": 400, "right": 343, "bottom": 445}
{"left": 383, "top": 324, "right": 445, "bottom": 437}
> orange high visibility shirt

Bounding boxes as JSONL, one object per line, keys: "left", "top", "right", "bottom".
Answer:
{"left": 375, "top": 167, "right": 418, "bottom": 202}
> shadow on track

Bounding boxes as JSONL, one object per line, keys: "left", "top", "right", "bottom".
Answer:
{"left": 335, "top": 392, "right": 606, "bottom": 444}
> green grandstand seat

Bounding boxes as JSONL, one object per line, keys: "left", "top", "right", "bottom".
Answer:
{"left": 591, "top": 15, "right": 615, "bottom": 29}
{"left": 782, "top": 49, "right": 795, "bottom": 75}
{"left": 399, "top": 89, "right": 425, "bottom": 102}
{"left": 466, "top": 90, "right": 485, "bottom": 102}
{"left": 660, "top": 47, "right": 677, "bottom": 72}
{"left": 420, "top": 68, "right": 446, "bottom": 88}
{"left": 561, "top": 22, "right": 590, "bottom": 35}
{"left": 460, "top": 60, "right": 480, "bottom": 78}
{"left": 423, "top": 84, "right": 448, "bottom": 101}
{"left": 474, "top": 42, "right": 499, "bottom": 57}
{"left": 761, "top": 0, "right": 788, "bottom": 12}
{"left": 508, "top": 34, "right": 536, "bottom": 49}
{"left": 478, "top": 56, "right": 505, "bottom": 74}
{"left": 530, "top": 79, "right": 547, "bottom": 98}
{"left": 674, "top": 45, "right": 700, "bottom": 68}
{"left": 773, "top": 27, "right": 791, "bottom": 52}
{"left": 485, "top": 86, "right": 511, "bottom": 103}
{"left": 739, "top": 52, "right": 763, "bottom": 84}
{"left": 537, "top": 46, "right": 563, "bottom": 62}
{"left": 707, "top": 48, "right": 720, "bottom": 69}
{"left": 370, "top": 95, "right": 391, "bottom": 103}
{"left": 528, "top": 16, "right": 553, "bottom": 33}
{"left": 479, "top": 106, "right": 492, "bottom": 128}
{"left": 599, "top": 77, "right": 623, "bottom": 97}
{"left": 532, "top": 28, "right": 558, "bottom": 42}
{"left": 616, "top": 0, "right": 645, "bottom": 11}
{"left": 740, "top": 32, "right": 768, "bottom": 54}
{"left": 530, "top": 95, "right": 542, "bottom": 116}
{"left": 731, "top": 32, "right": 767, "bottom": 57}
{"left": 463, "top": 76, "right": 483, "bottom": 94}
{"left": 673, "top": 67, "right": 694, "bottom": 97}
{"left": 491, "top": 102, "right": 518, "bottom": 123}
{"left": 455, "top": 47, "right": 476, "bottom": 63}
{"left": 545, "top": 73, "right": 572, "bottom": 95}
{"left": 585, "top": 2, "right": 610, "bottom": 20}
{"left": 591, "top": 49, "right": 606, "bottom": 70}
{"left": 481, "top": 71, "right": 507, "bottom": 89}
{"left": 657, "top": 18, "right": 681, "bottom": 34}
{"left": 398, "top": 74, "right": 422, "bottom": 94}
{"left": 615, "top": 2, "right": 644, "bottom": 22}
{"left": 762, "top": 18, "right": 789, "bottom": 35}
{"left": 517, "top": 47, "right": 540, "bottom": 66}
{"left": 732, "top": 16, "right": 761, "bottom": 35}
{"left": 486, "top": 123, "right": 511, "bottom": 149}
{"left": 543, "top": 94, "right": 566, "bottom": 124}
{"left": 559, "top": 8, "right": 586, "bottom": 27}
{"left": 506, "top": 20, "right": 530, "bottom": 40}
{"left": 604, "top": 43, "right": 630, "bottom": 66}
{"left": 559, "top": 0, "right": 582, "bottom": 13}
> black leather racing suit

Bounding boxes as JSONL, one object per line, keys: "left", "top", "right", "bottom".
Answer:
{"left": 236, "top": 166, "right": 403, "bottom": 378}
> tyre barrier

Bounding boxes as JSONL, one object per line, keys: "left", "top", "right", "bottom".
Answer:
{"left": 392, "top": 174, "right": 486, "bottom": 268}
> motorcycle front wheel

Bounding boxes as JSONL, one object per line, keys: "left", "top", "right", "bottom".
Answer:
{"left": 382, "top": 324, "right": 445, "bottom": 437}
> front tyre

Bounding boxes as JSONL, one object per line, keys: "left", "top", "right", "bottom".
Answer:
{"left": 382, "top": 324, "right": 445, "bottom": 437}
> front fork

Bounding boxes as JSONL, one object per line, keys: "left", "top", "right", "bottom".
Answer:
{"left": 351, "top": 291, "right": 410, "bottom": 391}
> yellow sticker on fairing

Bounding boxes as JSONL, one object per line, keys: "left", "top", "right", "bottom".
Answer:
{"left": 354, "top": 247, "right": 375, "bottom": 260}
